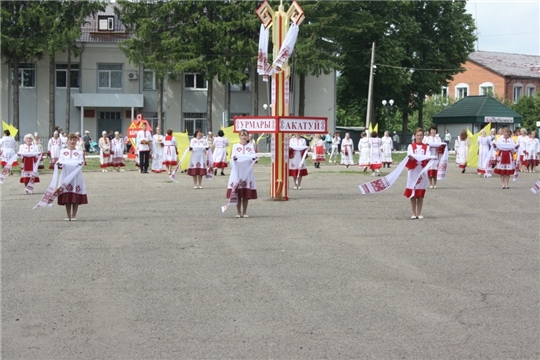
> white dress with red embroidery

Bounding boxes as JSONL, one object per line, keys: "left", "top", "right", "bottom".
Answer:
{"left": 381, "top": 135, "right": 393, "bottom": 165}
{"left": 311, "top": 139, "right": 326, "bottom": 162}
{"left": 151, "top": 134, "right": 164, "bottom": 172}
{"left": 288, "top": 137, "right": 308, "bottom": 177}
{"left": 455, "top": 139, "right": 469, "bottom": 169}
{"left": 111, "top": 137, "right": 125, "bottom": 167}
{"left": 99, "top": 137, "right": 111, "bottom": 169}
{"left": 340, "top": 138, "right": 354, "bottom": 165}
{"left": 358, "top": 137, "right": 370, "bottom": 167}
{"left": 48, "top": 137, "right": 62, "bottom": 169}
{"left": 213, "top": 136, "right": 229, "bottom": 169}
{"left": 493, "top": 137, "right": 516, "bottom": 176}
{"left": 1, "top": 136, "right": 19, "bottom": 167}
{"left": 226, "top": 142, "right": 257, "bottom": 200}
{"left": 57, "top": 149, "right": 88, "bottom": 205}
{"left": 187, "top": 138, "right": 208, "bottom": 176}
{"left": 524, "top": 137, "right": 539, "bottom": 167}
{"left": 477, "top": 135, "right": 492, "bottom": 174}
{"left": 162, "top": 135, "right": 178, "bottom": 166}
{"left": 368, "top": 137, "right": 383, "bottom": 170}
{"left": 18, "top": 144, "right": 40, "bottom": 185}
{"left": 404, "top": 142, "right": 429, "bottom": 198}
{"left": 423, "top": 135, "right": 443, "bottom": 177}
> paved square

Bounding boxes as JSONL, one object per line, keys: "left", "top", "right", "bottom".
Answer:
{"left": 2, "top": 163, "right": 539, "bottom": 359}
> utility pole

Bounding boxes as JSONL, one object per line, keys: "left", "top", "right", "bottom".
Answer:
{"left": 365, "top": 42, "right": 376, "bottom": 130}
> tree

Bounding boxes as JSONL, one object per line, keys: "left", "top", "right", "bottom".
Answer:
{"left": 1, "top": 1, "right": 48, "bottom": 140}
{"left": 512, "top": 94, "right": 540, "bottom": 132}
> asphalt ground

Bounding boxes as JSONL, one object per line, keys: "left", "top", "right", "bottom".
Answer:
{"left": 1, "top": 159, "right": 539, "bottom": 359}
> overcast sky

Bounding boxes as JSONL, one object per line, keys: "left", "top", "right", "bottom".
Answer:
{"left": 466, "top": 0, "right": 540, "bottom": 55}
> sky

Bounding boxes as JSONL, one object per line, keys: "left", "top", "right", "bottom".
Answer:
{"left": 466, "top": 0, "right": 540, "bottom": 56}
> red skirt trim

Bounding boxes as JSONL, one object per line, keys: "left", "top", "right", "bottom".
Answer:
{"left": 494, "top": 169, "right": 514, "bottom": 176}
{"left": 99, "top": 164, "right": 110, "bottom": 168}
{"left": 458, "top": 164, "right": 467, "bottom": 169}
{"left": 427, "top": 169, "right": 438, "bottom": 177}
{"left": 523, "top": 159, "right": 539, "bottom": 166}
{"left": 162, "top": 161, "right": 178, "bottom": 166}
{"left": 289, "top": 169, "right": 308, "bottom": 177}
{"left": 20, "top": 177, "right": 40, "bottom": 184}
{"left": 187, "top": 168, "right": 207, "bottom": 176}
{"left": 1, "top": 161, "right": 19, "bottom": 167}
{"left": 226, "top": 188, "right": 258, "bottom": 200}
{"left": 370, "top": 163, "right": 383, "bottom": 170}
{"left": 213, "top": 161, "right": 228, "bottom": 169}
{"left": 58, "top": 193, "right": 88, "bottom": 205}
{"left": 403, "top": 188, "right": 426, "bottom": 198}
{"left": 151, "top": 169, "right": 165, "bottom": 173}
{"left": 477, "top": 169, "right": 486, "bottom": 174}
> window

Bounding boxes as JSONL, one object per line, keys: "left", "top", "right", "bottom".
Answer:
{"left": 455, "top": 83, "right": 469, "bottom": 100}
{"left": 183, "top": 113, "right": 206, "bottom": 135}
{"left": 526, "top": 85, "right": 536, "bottom": 97}
{"left": 143, "top": 70, "right": 156, "bottom": 90}
{"left": 184, "top": 73, "right": 206, "bottom": 89}
{"left": 479, "top": 82, "right": 494, "bottom": 96}
{"left": 98, "top": 16, "right": 114, "bottom": 31}
{"left": 513, "top": 84, "right": 523, "bottom": 103}
{"left": 98, "top": 64, "right": 122, "bottom": 89}
{"left": 11, "top": 63, "right": 36, "bottom": 88}
{"left": 56, "top": 64, "right": 79, "bottom": 88}
{"left": 441, "top": 87, "right": 448, "bottom": 98}
{"left": 230, "top": 82, "right": 252, "bottom": 92}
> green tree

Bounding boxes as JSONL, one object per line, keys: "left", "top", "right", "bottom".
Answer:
{"left": 1, "top": 1, "right": 48, "bottom": 140}
{"left": 512, "top": 94, "right": 540, "bottom": 132}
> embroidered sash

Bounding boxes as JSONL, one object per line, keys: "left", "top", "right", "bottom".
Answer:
{"left": 33, "top": 161, "right": 83, "bottom": 209}
{"left": 221, "top": 156, "right": 257, "bottom": 213}
{"left": 0, "top": 153, "right": 19, "bottom": 184}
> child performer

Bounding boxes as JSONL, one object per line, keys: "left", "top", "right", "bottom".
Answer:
{"left": 162, "top": 129, "right": 178, "bottom": 175}
{"left": 187, "top": 128, "right": 208, "bottom": 189}
{"left": 405, "top": 128, "right": 430, "bottom": 219}
{"left": 18, "top": 133, "right": 41, "bottom": 194}
{"left": 493, "top": 128, "right": 519, "bottom": 189}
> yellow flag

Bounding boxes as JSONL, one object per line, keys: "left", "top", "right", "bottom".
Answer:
{"left": 466, "top": 124, "right": 491, "bottom": 169}
{"left": 173, "top": 131, "right": 190, "bottom": 170}
{"left": 221, "top": 125, "right": 237, "bottom": 162}
{"left": 256, "top": 133, "right": 268, "bottom": 145}
{"left": 374, "top": 123, "right": 378, "bottom": 134}
{"left": 2, "top": 121, "right": 18, "bottom": 138}
{"left": 368, "top": 123, "right": 373, "bottom": 134}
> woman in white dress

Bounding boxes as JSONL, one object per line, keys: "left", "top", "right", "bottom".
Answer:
{"left": 493, "top": 128, "right": 518, "bottom": 189}
{"left": 18, "top": 133, "right": 41, "bottom": 193}
{"left": 423, "top": 126, "right": 444, "bottom": 188}
{"left": 33, "top": 132, "right": 45, "bottom": 170}
{"left": 477, "top": 129, "right": 492, "bottom": 176}
{"left": 328, "top": 133, "right": 340, "bottom": 164}
{"left": 524, "top": 131, "right": 539, "bottom": 173}
{"left": 1, "top": 129, "right": 19, "bottom": 175}
{"left": 405, "top": 128, "right": 430, "bottom": 219}
{"left": 213, "top": 130, "right": 229, "bottom": 176}
{"left": 226, "top": 129, "right": 258, "bottom": 218}
{"left": 111, "top": 131, "right": 125, "bottom": 172}
{"left": 47, "top": 131, "right": 62, "bottom": 169}
{"left": 162, "top": 129, "right": 178, "bottom": 175}
{"left": 358, "top": 132, "right": 370, "bottom": 172}
{"left": 517, "top": 128, "right": 529, "bottom": 172}
{"left": 381, "top": 131, "right": 393, "bottom": 168}
{"left": 340, "top": 132, "right": 354, "bottom": 168}
{"left": 368, "top": 131, "right": 383, "bottom": 176}
{"left": 57, "top": 133, "right": 88, "bottom": 220}
{"left": 455, "top": 130, "right": 469, "bottom": 173}
{"left": 151, "top": 126, "right": 165, "bottom": 173}
{"left": 187, "top": 128, "right": 209, "bottom": 189}
{"left": 288, "top": 134, "right": 309, "bottom": 189}
{"left": 98, "top": 131, "right": 111, "bottom": 172}
{"left": 311, "top": 134, "right": 326, "bottom": 168}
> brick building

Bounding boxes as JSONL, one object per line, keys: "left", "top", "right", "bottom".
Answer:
{"left": 445, "top": 51, "right": 540, "bottom": 103}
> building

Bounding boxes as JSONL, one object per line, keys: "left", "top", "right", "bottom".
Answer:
{"left": 1, "top": 5, "right": 336, "bottom": 141}
{"left": 444, "top": 51, "right": 540, "bottom": 103}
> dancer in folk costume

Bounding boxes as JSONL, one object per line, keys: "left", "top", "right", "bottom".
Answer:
{"left": 213, "top": 130, "right": 229, "bottom": 176}
{"left": 340, "top": 132, "right": 354, "bottom": 168}
{"left": 423, "top": 126, "right": 446, "bottom": 188}
{"left": 493, "top": 128, "right": 518, "bottom": 189}
{"left": 18, "top": 133, "right": 41, "bottom": 194}
{"left": 358, "top": 131, "right": 370, "bottom": 172}
{"left": 57, "top": 133, "right": 88, "bottom": 220}
{"left": 311, "top": 134, "right": 326, "bottom": 168}
{"left": 98, "top": 131, "right": 111, "bottom": 172}
{"left": 477, "top": 129, "right": 493, "bottom": 177}
{"left": 111, "top": 131, "right": 125, "bottom": 171}
{"left": 151, "top": 126, "right": 165, "bottom": 173}
{"left": 33, "top": 132, "right": 45, "bottom": 169}
{"left": 517, "top": 128, "right": 529, "bottom": 172}
{"left": 187, "top": 128, "right": 209, "bottom": 189}
{"left": 162, "top": 129, "right": 178, "bottom": 175}
{"left": 74, "top": 132, "right": 87, "bottom": 166}
{"left": 368, "top": 131, "right": 383, "bottom": 176}
{"left": 381, "top": 131, "right": 393, "bottom": 168}
{"left": 455, "top": 130, "right": 469, "bottom": 173}
{"left": 328, "top": 133, "right": 340, "bottom": 164}
{"left": 226, "top": 129, "right": 258, "bottom": 218}
{"left": 524, "top": 130, "right": 539, "bottom": 173}
{"left": 405, "top": 128, "right": 431, "bottom": 219}
{"left": 288, "top": 133, "right": 309, "bottom": 189}
{"left": 1, "top": 129, "right": 19, "bottom": 175}
{"left": 48, "top": 131, "right": 62, "bottom": 169}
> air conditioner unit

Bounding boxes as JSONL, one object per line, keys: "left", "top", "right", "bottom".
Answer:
{"left": 128, "top": 71, "right": 138, "bottom": 80}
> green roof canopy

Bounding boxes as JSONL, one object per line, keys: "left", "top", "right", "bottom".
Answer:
{"left": 432, "top": 95, "right": 522, "bottom": 124}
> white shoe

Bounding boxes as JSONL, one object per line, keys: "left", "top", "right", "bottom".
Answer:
{"left": 294, "top": 186, "right": 298, "bottom": 189}
{"left": 429, "top": 185, "right": 433, "bottom": 189}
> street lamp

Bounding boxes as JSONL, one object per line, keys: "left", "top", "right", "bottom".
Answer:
{"left": 382, "top": 99, "right": 394, "bottom": 124}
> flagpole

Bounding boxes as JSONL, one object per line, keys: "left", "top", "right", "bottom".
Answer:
{"left": 365, "top": 42, "right": 376, "bottom": 130}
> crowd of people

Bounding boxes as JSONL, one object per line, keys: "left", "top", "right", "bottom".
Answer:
{"left": 1, "top": 124, "right": 538, "bottom": 221}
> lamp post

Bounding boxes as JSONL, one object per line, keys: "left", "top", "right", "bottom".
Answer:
{"left": 382, "top": 99, "right": 394, "bottom": 126}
